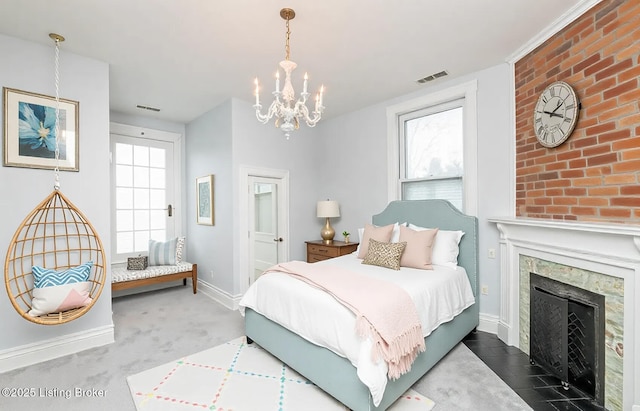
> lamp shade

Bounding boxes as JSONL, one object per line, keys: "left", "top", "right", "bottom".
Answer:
{"left": 317, "top": 200, "right": 340, "bottom": 218}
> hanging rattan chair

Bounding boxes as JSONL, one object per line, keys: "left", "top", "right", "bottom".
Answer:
{"left": 4, "top": 189, "right": 106, "bottom": 325}
{"left": 4, "top": 33, "right": 106, "bottom": 325}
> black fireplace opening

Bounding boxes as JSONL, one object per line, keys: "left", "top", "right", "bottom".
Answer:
{"left": 529, "top": 273, "right": 605, "bottom": 406}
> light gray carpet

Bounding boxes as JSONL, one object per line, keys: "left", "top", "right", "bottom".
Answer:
{"left": 0, "top": 285, "right": 531, "bottom": 410}
{"left": 415, "top": 343, "right": 532, "bottom": 410}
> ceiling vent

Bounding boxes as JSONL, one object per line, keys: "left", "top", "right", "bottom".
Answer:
{"left": 136, "top": 104, "right": 161, "bottom": 112}
{"left": 416, "top": 70, "right": 449, "bottom": 84}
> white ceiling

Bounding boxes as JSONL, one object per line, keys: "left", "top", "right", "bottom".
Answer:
{"left": 0, "top": 0, "right": 584, "bottom": 124}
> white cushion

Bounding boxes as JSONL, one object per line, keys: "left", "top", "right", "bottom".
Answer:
{"left": 112, "top": 262, "right": 194, "bottom": 283}
{"left": 28, "top": 281, "right": 92, "bottom": 317}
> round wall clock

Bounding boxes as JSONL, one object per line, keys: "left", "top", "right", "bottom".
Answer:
{"left": 533, "top": 81, "right": 580, "bottom": 148}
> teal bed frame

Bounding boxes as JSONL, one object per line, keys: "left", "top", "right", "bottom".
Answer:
{"left": 245, "top": 200, "right": 479, "bottom": 410}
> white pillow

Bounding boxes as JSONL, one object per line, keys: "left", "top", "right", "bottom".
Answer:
{"left": 408, "top": 223, "right": 464, "bottom": 268}
{"left": 28, "top": 281, "right": 92, "bottom": 317}
{"left": 355, "top": 222, "right": 404, "bottom": 255}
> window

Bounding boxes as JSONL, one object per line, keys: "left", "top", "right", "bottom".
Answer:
{"left": 400, "top": 101, "right": 464, "bottom": 210}
{"left": 110, "top": 125, "right": 181, "bottom": 264}
{"left": 387, "top": 80, "right": 477, "bottom": 215}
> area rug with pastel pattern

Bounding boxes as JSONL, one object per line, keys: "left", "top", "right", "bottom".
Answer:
{"left": 127, "top": 337, "right": 435, "bottom": 411}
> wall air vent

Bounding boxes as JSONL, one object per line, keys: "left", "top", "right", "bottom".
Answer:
{"left": 136, "top": 105, "right": 161, "bottom": 112}
{"left": 416, "top": 70, "right": 449, "bottom": 84}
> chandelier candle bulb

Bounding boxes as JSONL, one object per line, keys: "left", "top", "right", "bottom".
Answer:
{"left": 254, "top": 78, "right": 259, "bottom": 105}
{"left": 303, "top": 72, "right": 308, "bottom": 94}
{"left": 275, "top": 71, "right": 280, "bottom": 93}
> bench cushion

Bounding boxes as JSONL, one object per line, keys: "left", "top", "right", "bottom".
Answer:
{"left": 112, "top": 262, "right": 194, "bottom": 283}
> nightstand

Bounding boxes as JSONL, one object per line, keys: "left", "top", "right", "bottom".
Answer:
{"left": 305, "top": 240, "right": 359, "bottom": 263}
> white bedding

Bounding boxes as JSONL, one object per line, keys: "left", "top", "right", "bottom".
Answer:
{"left": 239, "top": 253, "right": 475, "bottom": 406}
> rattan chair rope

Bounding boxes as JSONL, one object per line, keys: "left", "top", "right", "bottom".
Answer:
{"left": 3, "top": 34, "right": 106, "bottom": 325}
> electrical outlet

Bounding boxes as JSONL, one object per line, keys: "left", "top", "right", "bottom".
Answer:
{"left": 488, "top": 248, "right": 496, "bottom": 259}
{"left": 481, "top": 285, "right": 489, "bottom": 295}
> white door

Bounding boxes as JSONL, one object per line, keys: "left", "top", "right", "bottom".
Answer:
{"left": 248, "top": 176, "right": 286, "bottom": 284}
{"left": 110, "top": 134, "right": 175, "bottom": 263}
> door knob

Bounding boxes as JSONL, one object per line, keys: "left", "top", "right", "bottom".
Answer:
{"left": 273, "top": 238, "right": 284, "bottom": 242}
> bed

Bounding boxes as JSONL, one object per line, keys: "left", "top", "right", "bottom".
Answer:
{"left": 241, "top": 199, "right": 478, "bottom": 410}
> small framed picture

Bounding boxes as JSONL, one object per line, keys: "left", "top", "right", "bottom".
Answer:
{"left": 196, "top": 174, "right": 214, "bottom": 225}
{"left": 3, "top": 87, "right": 79, "bottom": 171}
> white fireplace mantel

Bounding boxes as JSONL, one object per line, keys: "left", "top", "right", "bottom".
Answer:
{"left": 489, "top": 217, "right": 640, "bottom": 411}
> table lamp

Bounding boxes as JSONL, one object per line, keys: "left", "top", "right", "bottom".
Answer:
{"left": 317, "top": 200, "right": 340, "bottom": 244}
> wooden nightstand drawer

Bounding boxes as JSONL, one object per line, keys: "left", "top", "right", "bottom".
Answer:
{"left": 307, "top": 244, "right": 340, "bottom": 257}
{"left": 308, "top": 254, "right": 332, "bottom": 263}
{"left": 305, "top": 240, "right": 359, "bottom": 263}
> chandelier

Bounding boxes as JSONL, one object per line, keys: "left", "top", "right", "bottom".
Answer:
{"left": 254, "top": 8, "right": 324, "bottom": 139}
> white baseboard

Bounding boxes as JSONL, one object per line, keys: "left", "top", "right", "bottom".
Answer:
{"left": 198, "top": 280, "right": 242, "bottom": 310}
{"left": 497, "top": 321, "right": 512, "bottom": 346}
{"left": 478, "top": 313, "right": 499, "bottom": 335}
{"left": 0, "top": 324, "right": 114, "bottom": 373}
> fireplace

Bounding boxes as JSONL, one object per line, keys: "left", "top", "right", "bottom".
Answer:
{"left": 529, "top": 273, "right": 605, "bottom": 406}
{"left": 489, "top": 217, "right": 636, "bottom": 411}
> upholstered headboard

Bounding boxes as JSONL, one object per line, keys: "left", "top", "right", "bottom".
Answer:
{"left": 372, "top": 199, "right": 479, "bottom": 296}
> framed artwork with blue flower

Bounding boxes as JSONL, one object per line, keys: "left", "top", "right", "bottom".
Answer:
{"left": 3, "top": 87, "right": 79, "bottom": 171}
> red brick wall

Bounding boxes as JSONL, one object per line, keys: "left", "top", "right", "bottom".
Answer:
{"left": 515, "top": 0, "right": 640, "bottom": 222}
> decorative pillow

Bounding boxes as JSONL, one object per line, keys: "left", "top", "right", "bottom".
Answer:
{"left": 398, "top": 225, "right": 438, "bottom": 270}
{"left": 355, "top": 223, "right": 405, "bottom": 255}
{"left": 28, "top": 282, "right": 92, "bottom": 317}
{"left": 175, "top": 236, "right": 186, "bottom": 263}
{"left": 362, "top": 239, "right": 407, "bottom": 270}
{"left": 357, "top": 223, "right": 396, "bottom": 259}
{"left": 149, "top": 238, "right": 180, "bottom": 266}
{"left": 409, "top": 224, "right": 464, "bottom": 268}
{"left": 32, "top": 261, "right": 93, "bottom": 288}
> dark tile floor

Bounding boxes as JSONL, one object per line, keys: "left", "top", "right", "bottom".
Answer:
{"left": 462, "top": 330, "right": 606, "bottom": 411}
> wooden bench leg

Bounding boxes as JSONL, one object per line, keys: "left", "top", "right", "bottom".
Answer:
{"left": 192, "top": 264, "right": 198, "bottom": 294}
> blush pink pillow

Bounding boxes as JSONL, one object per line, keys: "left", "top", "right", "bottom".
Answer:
{"left": 399, "top": 225, "right": 439, "bottom": 269}
{"left": 357, "top": 223, "right": 395, "bottom": 259}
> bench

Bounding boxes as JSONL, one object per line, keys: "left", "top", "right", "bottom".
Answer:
{"left": 111, "top": 262, "right": 197, "bottom": 293}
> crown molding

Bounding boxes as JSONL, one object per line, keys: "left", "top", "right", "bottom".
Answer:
{"left": 507, "top": 0, "right": 604, "bottom": 64}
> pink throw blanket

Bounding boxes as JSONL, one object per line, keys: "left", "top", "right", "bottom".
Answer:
{"left": 263, "top": 260, "right": 425, "bottom": 379}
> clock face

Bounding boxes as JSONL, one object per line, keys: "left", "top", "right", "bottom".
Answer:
{"left": 533, "top": 81, "right": 580, "bottom": 148}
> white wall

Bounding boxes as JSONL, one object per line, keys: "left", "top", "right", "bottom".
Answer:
{"left": 0, "top": 35, "right": 112, "bottom": 354}
{"left": 231, "top": 98, "right": 320, "bottom": 295}
{"left": 185, "top": 101, "right": 234, "bottom": 294}
{"left": 182, "top": 98, "right": 321, "bottom": 301}
{"left": 315, "top": 63, "right": 513, "bottom": 318}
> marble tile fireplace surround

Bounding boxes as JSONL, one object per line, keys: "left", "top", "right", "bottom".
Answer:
{"left": 489, "top": 218, "right": 639, "bottom": 411}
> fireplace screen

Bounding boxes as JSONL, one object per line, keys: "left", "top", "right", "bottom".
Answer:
{"left": 529, "top": 273, "right": 605, "bottom": 406}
